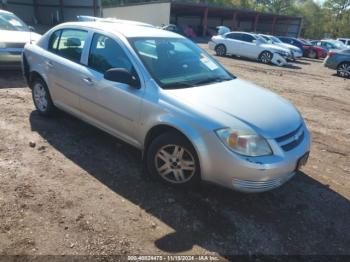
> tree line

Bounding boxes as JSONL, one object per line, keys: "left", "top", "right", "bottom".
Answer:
{"left": 102, "top": 0, "right": 350, "bottom": 39}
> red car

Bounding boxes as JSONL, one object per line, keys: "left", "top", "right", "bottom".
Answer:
{"left": 278, "top": 36, "right": 327, "bottom": 59}
{"left": 299, "top": 39, "right": 327, "bottom": 59}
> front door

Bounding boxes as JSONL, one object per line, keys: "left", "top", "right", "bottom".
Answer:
{"left": 79, "top": 33, "right": 144, "bottom": 146}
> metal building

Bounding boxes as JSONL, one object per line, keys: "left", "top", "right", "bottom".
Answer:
{"left": 1, "top": 0, "right": 102, "bottom": 26}
{"left": 103, "top": 0, "right": 303, "bottom": 37}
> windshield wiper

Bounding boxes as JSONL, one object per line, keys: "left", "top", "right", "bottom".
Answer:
{"left": 190, "top": 77, "right": 231, "bottom": 86}
{"left": 162, "top": 81, "right": 196, "bottom": 89}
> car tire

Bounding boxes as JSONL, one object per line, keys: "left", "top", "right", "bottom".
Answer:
{"left": 259, "top": 51, "right": 273, "bottom": 64}
{"left": 308, "top": 49, "right": 317, "bottom": 59}
{"left": 215, "top": 44, "right": 226, "bottom": 56}
{"left": 31, "top": 77, "right": 56, "bottom": 116}
{"left": 146, "top": 132, "right": 201, "bottom": 187}
{"left": 337, "top": 62, "right": 350, "bottom": 78}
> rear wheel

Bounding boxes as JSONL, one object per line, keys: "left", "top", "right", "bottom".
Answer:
{"left": 31, "top": 78, "right": 56, "bottom": 116}
{"left": 337, "top": 62, "right": 350, "bottom": 78}
{"left": 259, "top": 51, "right": 273, "bottom": 64}
{"left": 215, "top": 44, "right": 226, "bottom": 56}
{"left": 146, "top": 132, "right": 200, "bottom": 187}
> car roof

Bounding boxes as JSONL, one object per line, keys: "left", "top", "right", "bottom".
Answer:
{"left": 56, "top": 21, "right": 184, "bottom": 39}
{"left": 0, "top": 10, "right": 13, "bottom": 15}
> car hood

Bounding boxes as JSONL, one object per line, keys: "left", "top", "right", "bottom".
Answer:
{"left": 164, "top": 79, "right": 301, "bottom": 139}
{"left": 277, "top": 43, "right": 301, "bottom": 52}
{"left": 260, "top": 43, "right": 290, "bottom": 53}
{"left": 0, "top": 30, "right": 41, "bottom": 44}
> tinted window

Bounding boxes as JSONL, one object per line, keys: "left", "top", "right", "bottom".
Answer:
{"left": 48, "top": 30, "right": 61, "bottom": 52}
{"left": 88, "top": 33, "right": 133, "bottom": 74}
{"left": 56, "top": 29, "right": 88, "bottom": 63}
{"left": 226, "top": 33, "right": 241, "bottom": 40}
{"left": 241, "top": 34, "right": 255, "bottom": 43}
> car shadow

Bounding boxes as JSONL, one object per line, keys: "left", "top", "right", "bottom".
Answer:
{"left": 292, "top": 60, "right": 310, "bottom": 65}
{"left": 0, "top": 70, "right": 25, "bottom": 89}
{"left": 217, "top": 55, "right": 302, "bottom": 70}
{"left": 29, "top": 111, "right": 350, "bottom": 257}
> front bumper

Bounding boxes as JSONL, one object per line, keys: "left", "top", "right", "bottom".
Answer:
{"left": 292, "top": 50, "right": 303, "bottom": 59}
{"left": 0, "top": 48, "right": 23, "bottom": 69}
{"left": 198, "top": 122, "right": 311, "bottom": 193}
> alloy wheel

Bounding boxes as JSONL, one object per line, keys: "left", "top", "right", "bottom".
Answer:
{"left": 154, "top": 144, "right": 196, "bottom": 184}
{"left": 337, "top": 63, "right": 350, "bottom": 78}
{"left": 260, "top": 51, "right": 272, "bottom": 64}
{"left": 33, "top": 82, "right": 48, "bottom": 112}
{"left": 216, "top": 45, "right": 226, "bottom": 56}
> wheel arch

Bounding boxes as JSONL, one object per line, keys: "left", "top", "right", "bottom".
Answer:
{"left": 143, "top": 123, "right": 205, "bottom": 181}
{"left": 28, "top": 71, "right": 47, "bottom": 89}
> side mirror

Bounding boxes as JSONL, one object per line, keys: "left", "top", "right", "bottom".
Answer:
{"left": 28, "top": 26, "right": 35, "bottom": 32}
{"left": 104, "top": 68, "right": 140, "bottom": 88}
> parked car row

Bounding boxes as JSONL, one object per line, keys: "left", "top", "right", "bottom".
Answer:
{"left": 209, "top": 31, "right": 293, "bottom": 67}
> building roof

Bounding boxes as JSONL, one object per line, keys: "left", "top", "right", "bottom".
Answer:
{"left": 103, "top": 0, "right": 302, "bottom": 19}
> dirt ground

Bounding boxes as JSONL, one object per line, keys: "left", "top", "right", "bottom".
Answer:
{"left": 0, "top": 45, "right": 349, "bottom": 259}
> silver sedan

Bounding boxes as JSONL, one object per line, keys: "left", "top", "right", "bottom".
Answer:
{"left": 23, "top": 21, "right": 310, "bottom": 193}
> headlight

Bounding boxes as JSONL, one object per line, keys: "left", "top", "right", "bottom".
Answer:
{"left": 0, "top": 43, "right": 6, "bottom": 49}
{"left": 276, "top": 51, "right": 289, "bottom": 57}
{"left": 216, "top": 128, "right": 272, "bottom": 157}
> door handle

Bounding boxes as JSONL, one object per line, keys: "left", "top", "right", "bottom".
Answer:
{"left": 82, "top": 77, "right": 94, "bottom": 86}
{"left": 46, "top": 60, "right": 54, "bottom": 68}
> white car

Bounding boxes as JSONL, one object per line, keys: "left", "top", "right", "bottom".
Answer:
{"left": 337, "top": 38, "right": 350, "bottom": 47}
{"left": 0, "top": 10, "right": 41, "bottom": 69}
{"left": 209, "top": 32, "right": 292, "bottom": 66}
{"left": 259, "top": 34, "right": 303, "bottom": 60}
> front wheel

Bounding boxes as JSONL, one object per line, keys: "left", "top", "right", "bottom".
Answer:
{"left": 337, "top": 62, "right": 350, "bottom": 78}
{"left": 259, "top": 51, "right": 273, "bottom": 64}
{"left": 308, "top": 49, "right": 317, "bottom": 59}
{"left": 31, "top": 78, "right": 56, "bottom": 116}
{"left": 146, "top": 132, "right": 200, "bottom": 187}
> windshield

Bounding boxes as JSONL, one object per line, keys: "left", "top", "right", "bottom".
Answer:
{"left": 129, "top": 37, "right": 234, "bottom": 89}
{"left": 330, "top": 40, "right": 347, "bottom": 49}
{"left": 300, "top": 39, "right": 311, "bottom": 45}
{"left": 0, "top": 13, "right": 29, "bottom": 32}
{"left": 270, "top": 36, "right": 283, "bottom": 43}
{"left": 255, "top": 35, "right": 268, "bottom": 43}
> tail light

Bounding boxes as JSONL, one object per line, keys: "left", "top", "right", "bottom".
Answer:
{"left": 328, "top": 51, "right": 336, "bottom": 57}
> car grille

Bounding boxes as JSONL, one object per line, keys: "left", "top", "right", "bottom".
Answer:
{"left": 275, "top": 124, "right": 304, "bottom": 152}
{"left": 232, "top": 172, "right": 296, "bottom": 192}
{"left": 5, "top": 43, "right": 25, "bottom": 49}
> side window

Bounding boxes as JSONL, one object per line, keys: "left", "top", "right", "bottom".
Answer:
{"left": 48, "top": 30, "right": 61, "bottom": 52}
{"left": 88, "top": 33, "right": 133, "bottom": 74}
{"left": 56, "top": 29, "right": 88, "bottom": 63}
{"left": 241, "top": 34, "right": 255, "bottom": 43}
{"left": 226, "top": 33, "right": 241, "bottom": 40}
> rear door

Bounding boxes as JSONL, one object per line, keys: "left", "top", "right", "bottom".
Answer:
{"left": 45, "top": 29, "right": 88, "bottom": 113}
{"left": 79, "top": 32, "right": 145, "bottom": 146}
{"left": 239, "top": 33, "right": 260, "bottom": 59}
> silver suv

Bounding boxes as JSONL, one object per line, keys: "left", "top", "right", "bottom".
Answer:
{"left": 23, "top": 21, "right": 310, "bottom": 193}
